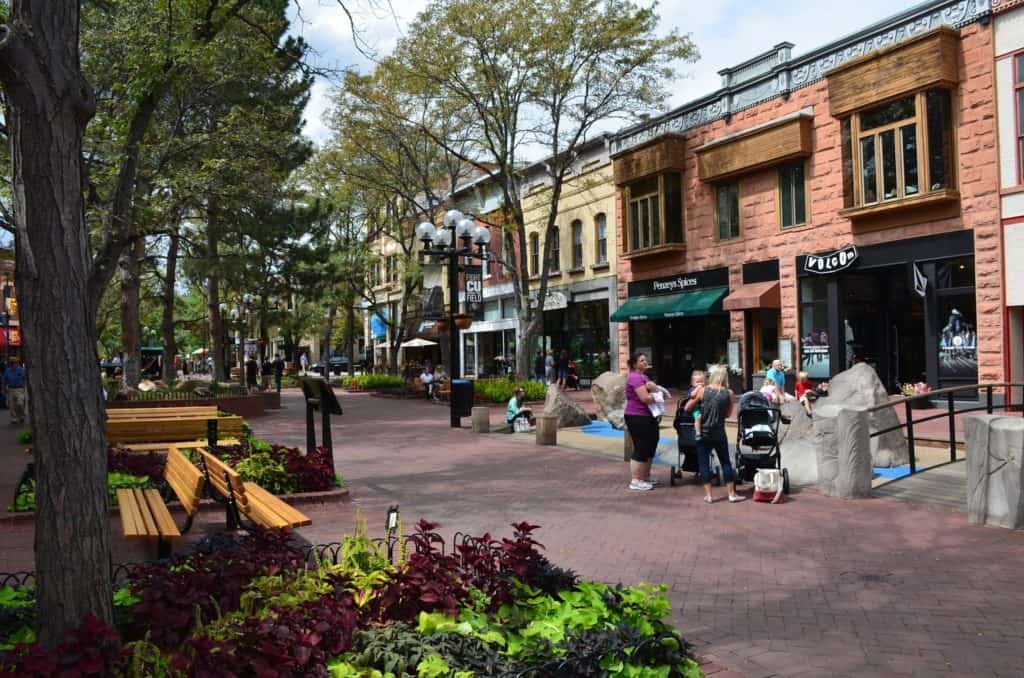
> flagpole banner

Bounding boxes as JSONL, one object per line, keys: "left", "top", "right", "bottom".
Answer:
{"left": 913, "top": 263, "right": 928, "bottom": 298}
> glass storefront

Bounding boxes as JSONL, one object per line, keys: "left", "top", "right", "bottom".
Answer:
{"left": 542, "top": 298, "right": 611, "bottom": 379}
{"left": 630, "top": 314, "right": 729, "bottom": 389}
{"left": 464, "top": 328, "right": 517, "bottom": 377}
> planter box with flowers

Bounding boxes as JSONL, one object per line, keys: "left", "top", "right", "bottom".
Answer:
{"left": 901, "top": 382, "right": 933, "bottom": 409}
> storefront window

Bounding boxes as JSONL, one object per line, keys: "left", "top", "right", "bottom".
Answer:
{"left": 501, "top": 297, "right": 516, "bottom": 319}
{"left": 483, "top": 300, "right": 501, "bottom": 321}
{"left": 799, "top": 277, "right": 830, "bottom": 379}
{"left": 937, "top": 295, "right": 977, "bottom": 382}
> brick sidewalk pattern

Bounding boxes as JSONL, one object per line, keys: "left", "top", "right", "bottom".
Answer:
{"left": 1, "top": 390, "right": 1022, "bottom": 676}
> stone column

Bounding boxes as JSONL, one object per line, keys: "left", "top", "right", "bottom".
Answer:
{"left": 835, "top": 407, "right": 872, "bottom": 498}
{"left": 471, "top": 407, "right": 491, "bottom": 433}
{"left": 814, "top": 403, "right": 840, "bottom": 496}
{"left": 965, "top": 415, "right": 1024, "bottom": 529}
{"left": 535, "top": 414, "right": 558, "bottom": 446}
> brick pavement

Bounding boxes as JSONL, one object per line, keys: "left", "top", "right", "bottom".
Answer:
{"left": 2, "top": 390, "right": 1023, "bottom": 676}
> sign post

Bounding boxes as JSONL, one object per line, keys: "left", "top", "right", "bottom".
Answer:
{"left": 299, "top": 376, "right": 343, "bottom": 469}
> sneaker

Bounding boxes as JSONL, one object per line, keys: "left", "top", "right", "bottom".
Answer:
{"left": 702, "top": 496, "right": 714, "bottom": 504}
{"left": 644, "top": 477, "right": 661, "bottom": 486}
{"left": 728, "top": 494, "right": 746, "bottom": 503}
{"left": 628, "top": 480, "right": 654, "bottom": 491}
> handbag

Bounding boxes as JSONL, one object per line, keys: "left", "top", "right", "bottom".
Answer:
{"left": 513, "top": 417, "right": 531, "bottom": 433}
{"left": 752, "top": 469, "right": 785, "bottom": 504}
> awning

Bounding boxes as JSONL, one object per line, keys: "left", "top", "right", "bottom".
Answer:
{"left": 722, "top": 281, "right": 780, "bottom": 311}
{"left": 399, "top": 337, "right": 438, "bottom": 348}
{"left": 610, "top": 287, "right": 728, "bottom": 322}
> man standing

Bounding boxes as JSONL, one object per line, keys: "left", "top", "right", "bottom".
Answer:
{"left": 299, "top": 352, "right": 309, "bottom": 375}
{"left": 533, "top": 350, "right": 545, "bottom": 382}
{"left": 272, "top": 354, "right": 285, "bottom": 393}
{"left": 4, "top": 357, "right": 26, "bottom": 425}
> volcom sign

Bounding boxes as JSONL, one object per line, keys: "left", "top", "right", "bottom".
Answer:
{"left": 804, "top": 245, "right": 858, "bottom": 274}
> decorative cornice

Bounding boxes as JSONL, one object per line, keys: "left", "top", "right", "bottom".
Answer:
{"left": 993, "top": 0, "right": 1024, "bottom": 13}
{"left": 610, "top": 0, "right": 991, "bottom": 156}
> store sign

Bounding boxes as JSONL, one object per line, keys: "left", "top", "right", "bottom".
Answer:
{"left": 627, "top": 267, "right": 729, "bottom": 297}
{"left": 464, "top": 265, "right": 483, "bottom": 304}
{"left": 804, "top": 246, "right": 858, "bottom": 275}
{"left": 543, "top": 291, "right": 568, "bottom": 311}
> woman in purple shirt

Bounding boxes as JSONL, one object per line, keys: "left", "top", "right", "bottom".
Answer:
{"left": 624, "top": 352, "right": 669, "bottom": 491}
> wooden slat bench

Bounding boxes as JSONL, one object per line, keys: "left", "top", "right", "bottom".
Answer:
{"left": 116, "top": 447, "right": 205, "bottom": 558}
{"left": 198, "top": 449, "right": 311, "bottom": 531}
{"left": 107, "top": 415, "right": 244, "bottom": 446}
{"left": 120, "top": 438, "right": 240, "bottom": 453}
{"left": 107, "top": 405, "right": 218, "bottom": 420}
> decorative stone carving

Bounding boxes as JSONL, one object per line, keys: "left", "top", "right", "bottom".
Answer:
{"left": 591, "top": 371, "right": 626, "bottom": 423}
{"left": 965, "top": 415, "right": 1024, "bottom": 529}
{"left": 823, "top": 362, "right": 908, "bottom": 467}
{"left": 543, "top": 385, "right": 591, "bottom": 428}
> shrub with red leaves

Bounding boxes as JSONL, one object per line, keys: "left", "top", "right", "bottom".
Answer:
{"left": 370, "top": 520, "right": 469, "bottom": 623}
{"left": 107, "top": 447, "right": 165, "bottom": 483}
{"left": 125, "top": 529, "right": 307, "bottom": 648}
{"left": 215, "top": 443, "right": 335, "bottom": 494}
{"left": 182, "top": 592, "right": 359, "bottom": 677}
{"left": 0, "top": 614, "right": 122, "bottom": 677}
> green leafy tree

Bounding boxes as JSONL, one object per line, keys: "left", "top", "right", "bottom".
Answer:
{"left": 388, "top": 0, "right": 696, "bottom": 377}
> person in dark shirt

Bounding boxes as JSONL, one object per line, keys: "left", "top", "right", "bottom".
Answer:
{"left": 245, "top": 356, "right": 258, "bottom": 390}
{"left": 533, "top": 351, "right": 545, "bottom": 382}
{"left": 3, "top": 358, "right": 27, "bottom": 425}
{"left": 272, "top": 354, "right": 285, "bottom": 393}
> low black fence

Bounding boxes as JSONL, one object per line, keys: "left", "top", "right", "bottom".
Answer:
{"left": 868, "top": 382, "right": 1024, "bottom": 476}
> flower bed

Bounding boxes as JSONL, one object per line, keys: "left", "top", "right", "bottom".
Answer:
{"left": 0, "top": 522, "right": 702, "bottom": 676}
{"left": 473, "top": 378, "right": 547, "bottom": 404}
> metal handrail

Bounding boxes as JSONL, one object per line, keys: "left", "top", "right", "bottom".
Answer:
{"left": 867, "top": 382, "right": 1024, "bottom": 476}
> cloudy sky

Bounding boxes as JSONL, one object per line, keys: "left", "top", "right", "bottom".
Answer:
{"left": 289, "top": 0, "right": 923, "bottom": 152}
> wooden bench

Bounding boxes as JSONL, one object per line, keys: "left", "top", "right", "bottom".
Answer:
{"left": 106, "top": 415, "right": 244, "bottom": 446}
{"left": 107, "top": 405, "right": 218, "bottom": 420}
{"left": 198, "top": 448, "right": 311, "bottom": 531}
{"left": 116, "top": 447, "right": 205, "bottom": 558}
{"left": 120, "top": 438, "right": 240, "bottom": 453}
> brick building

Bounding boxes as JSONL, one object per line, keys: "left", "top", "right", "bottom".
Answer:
{"left": 609, "top": 0, "right": 1001, "bottom": 397}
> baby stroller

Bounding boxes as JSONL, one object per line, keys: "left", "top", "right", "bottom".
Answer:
{"left": 668, "top": 397, "right": 722, "bottom": 486}
{"left": 735, "top": 391, "right": 789, "bottom": 493}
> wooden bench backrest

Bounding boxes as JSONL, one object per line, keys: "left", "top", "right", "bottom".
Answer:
{"left": 107, "top": 416, "right": 244, "bottom": 444}
{"left": 198, "top": 448, "right": 248, "bottom": 508}
{"left": 163, "top": 447, "right": 205, "bottom": 516}
{"left": 107, "top": 406, "right": 218, "bottom": 420}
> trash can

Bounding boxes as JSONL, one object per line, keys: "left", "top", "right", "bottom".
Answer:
{"left": 451, "top": 380, "right": 474, "bottom": 418}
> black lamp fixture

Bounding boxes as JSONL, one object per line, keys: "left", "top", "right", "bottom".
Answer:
{"left": 417, "top": 210, "right": 491, "bottom": 428}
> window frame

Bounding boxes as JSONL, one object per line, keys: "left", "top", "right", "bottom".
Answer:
{"left": 571, "top": 219, "right": 584, "bottom": 269}
{"left": 845, "top": 88, "right": 955, "bottom": 210}
{"left": 778, "top": 161, "right": 809, "bottom": 229}
{"left": 1014, "top": 50, "right": 1024, "bottom": 185}
{"left": 622, "top": 173, "right": 683, "bottom": 254}
{"left": 549, "top": 227, "right": 561, "bottom": 272}
{"left": 595, "top": 213, "right": 608, "bottom": 264}
{"left": 715, "top": 181, "right": 741, "bottom": 241}
{"left": 529, "top": 233, "right": 540, "bottom": 276}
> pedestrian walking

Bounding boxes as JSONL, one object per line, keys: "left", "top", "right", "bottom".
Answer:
{"left": 556, "top": 349, "right": 570, "bottom": 390}
{"left": 533, "top": 350, "right": 545, "bottom": 382}
{"left": 623, "top": 352, "right": 669, "bottom": 491}
{"left": 544, "top": 350, "right": 554, "bottom": 385}
{"left": 272, "top": 354, "right": 285, "bottom": 393}
{"left": 4, "top": 357, "right": 27, "bottom": 426}
{"left": 685, "top": 365, "right": 745, "bottom": 504}
{"left": 300, "top": 352, "right": 309, "bottom": 374}
{"left": 245, "top": 355, "right": 258, "bottom": 389}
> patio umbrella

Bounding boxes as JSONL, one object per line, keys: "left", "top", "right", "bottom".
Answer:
{"left": 190, "top": 347, "right": 209, "bottom": 355}
{"left": 399, "top": 337, "right": 439, "bottom": 348}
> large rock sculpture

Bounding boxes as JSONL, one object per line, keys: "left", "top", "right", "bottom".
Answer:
{"left": 591, "top": 371, "right": 626, "bottom": 430}
{"left": 543, "top": 385, "right": 591, "bottom": 428}
{"left": 965, "top": 415, "right": 1024, "bottom": 529}
{"left": 825, "top": 363, "right": 908, "bottom": 467}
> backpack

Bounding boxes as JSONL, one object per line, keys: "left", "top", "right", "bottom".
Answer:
{"left": 752, "top": 469, "right": 785, "bottom": 504}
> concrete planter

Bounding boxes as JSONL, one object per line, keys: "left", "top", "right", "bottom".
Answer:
{"left": 108, "top": 394, "right": 268, "bottom": 418}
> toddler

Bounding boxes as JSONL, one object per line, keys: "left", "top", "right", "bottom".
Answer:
{"left": 760, "top": 376, "right": 779, "bottom": 404}
{"left": 687, "top": 370, "right": 705, "bottom": 440}
{"left": 794, "top": 370, "right": 815, "bottom": 418}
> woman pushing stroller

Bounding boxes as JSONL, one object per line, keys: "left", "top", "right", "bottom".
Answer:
{"left": 685, "top": 365, "right": 745, "bottom": 504}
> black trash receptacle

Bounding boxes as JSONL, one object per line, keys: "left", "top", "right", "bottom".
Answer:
{"left": 450, "top": 379, "right": 474, "bottom": 418}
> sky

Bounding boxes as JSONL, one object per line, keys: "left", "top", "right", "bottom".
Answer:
{"left": 288, "top": 0, "right": 927, "bottom": 153}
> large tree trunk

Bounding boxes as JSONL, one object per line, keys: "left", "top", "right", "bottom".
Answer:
{"left": 119, "top": 234, "right": 143, "bottom": 387}
{"left": 0, "top": 0, "right": 114, "bottom": 645}
{"left": 346, "top": 299, "right": 356, "bottom": 377}
{"left": 161, "top": 230, "right": 180, "bottom": 383}
{"left": 207, "top": 204, "right": 225, "bottom": 382}
{"left": 321, "top": 305, "right": 337, "bottom": 374}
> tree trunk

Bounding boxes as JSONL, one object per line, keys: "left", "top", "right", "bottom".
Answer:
{"left": 0, "top": 0, "right": 114, "bottom": 644}
{"left": 321, "top": 305, "right": 337, "bottom": 374}
{"left": 119, "top": 234, "right": 143, "bottom": 387}
{"left": 346, "top": 299, "right": 356, "bottom": 377}
{"left": 207, "top": 204, "right": 225, "bottom": 382}
{"left": 161, "top": 230, "right": 180, "bottom": 383}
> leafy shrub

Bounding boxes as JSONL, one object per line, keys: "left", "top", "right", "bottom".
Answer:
{"left": 235, "top": 452, "right": 297, "bottom": 495}
{"left": 108, "top": 447, "right": 165, "bottom": 482}
{"left": 340, "top": 374, "right": 404, "bottom": 390}
{"left": 0, "top": 614, "right": 122, "bottom": 677}
{"left": 15, "top": 431, "right": 31, "bottom": 444}
{"left": 473, "top": 378, "right": 547, "bottom": 403}
{"left": 218, "top": 442, "right": 335, "bottom": 493}
{"left": 9, "top": 480, "right": 35, "bottom": 513}
{"left": 0, "top": 586, "right": 35, "bottom": 652}
{"left": 107, "top": 472, "right": 155, "bottom": 505}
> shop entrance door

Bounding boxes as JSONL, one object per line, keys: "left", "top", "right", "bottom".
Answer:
{"left": 841, "top": 266, "right": 925, "bottom": 392}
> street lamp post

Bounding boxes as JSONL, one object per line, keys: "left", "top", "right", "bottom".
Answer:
{"left": 417, "top": 210, "right": 491, "bottom": 428}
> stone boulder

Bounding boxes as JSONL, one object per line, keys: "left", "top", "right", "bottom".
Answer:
{"left": 815, "top": 363, "right": 907, "bottom": 467}
{"left": 543, "top": 385, "right": 591, "bottom": 428}
{"left": 775, "top": 402, "right": 818, "bottom": 486}
{"left": 591, "top": 371, "right": 626, "bottom": 422}
{"left": 965, "top": 415, "right": 1024, "bottom": 529}
{"left": 605, "top": 407, "right": 625, "bottom": 431}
